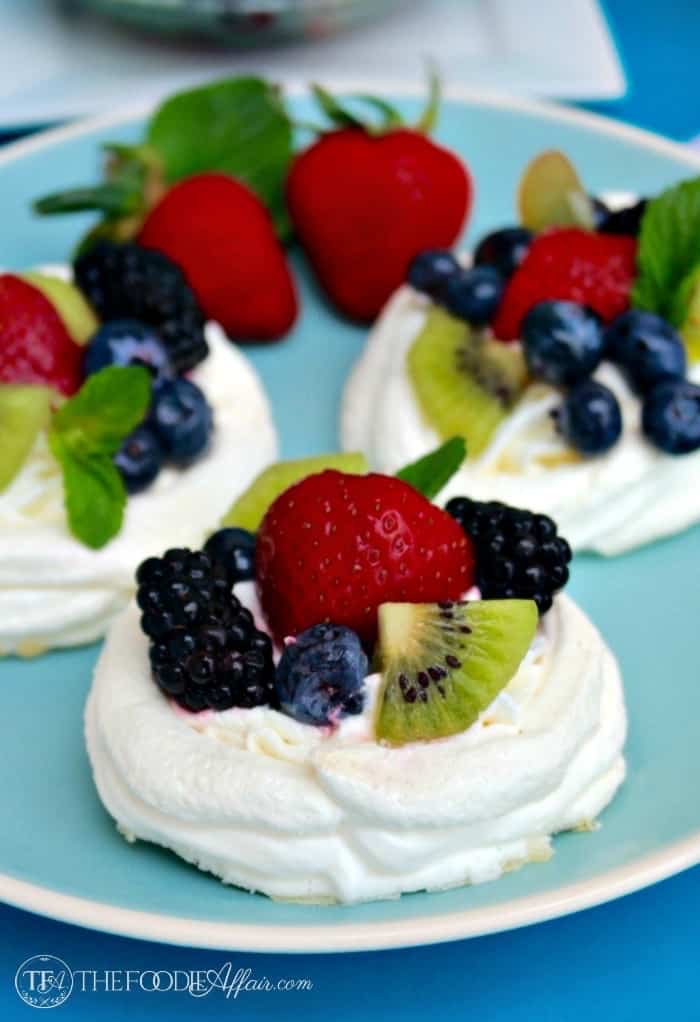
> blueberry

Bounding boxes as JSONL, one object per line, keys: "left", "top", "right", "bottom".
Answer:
{"left": 597, "top": 198, "right": 647, "bottom": 237}
{"left": 114, "top": 425, "right": 164, "bottom": 494}
{"left": 642, "top": 380, "right": 700, "bottom": 455}
{"left": 522, "top": 301, "right": 604, "bottom": 385}
{"left": 83, "top": 319, "right": 173, "bottom": 380}
{"left": 605, "top": 310, "right": 686, "bottom": 393}
{"left": 406, "top": 249, "right": 459, "bottom": 298}
{"left": 443, "top": 265, "right": 504, "bottom": 326}
{"left": 150, "top": 377, "right": 213, "bottom": 465}
{"left": 275, "top": 624, "right": 368, "bottom": 726}
{"left": 590, "top": 197, "right": 610, "bottom": 230}
{"left": 204, "top": 528, "right": 256, "bottom": 585}
{"left": 555, "top": 379, "right": 623, "bottom": 455}
{"left": 473, "top": 227, "right": 533, "bottom": 278}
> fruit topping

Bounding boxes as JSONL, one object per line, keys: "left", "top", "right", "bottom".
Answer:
{"left": 204, "top": 527, "right": 257, "bottom": 586}
{"left": 113, "top": 425, "right": 164, "bottom": 495}
{"left": 83, "top": 320, "right": 174, "bottom": 380}
{"left": 604, "top": 310, "right": 687, "bottom": 393}
{"left": 674, "top": 266, "right": 700, "bottom": 364}
{"left": 286, "top": 77, "right": 472, "bottom": 322}
{"left": 374, "top": 598, "right": 537, "bottom": 746}
{"left": 0, "top": 384, "right": 52, "bottom": 493}
{"left": 0, "top": 273, "right": 83, "bottom": 395}
{"left": 34, "top": 76, "right": 294, "bottom": 255}
{"left": 443, "top": 265, "right": 504, "bottom": 327}
{"left": 138, "top": 173, "right": 298, "bottom": 341}
{"left": 407, "top": 249, "right": 460, "bottom": 299}
{"left": 553, "top": 379, "right": 623, "bottom": 455}
{"left": 275, "top": 623, "right": 367, "bottom": 726}
{"left": 221, "top": 452, "right": 368, "bottom": 532}
{"left": 522, "top": 300, "right": 605, "bottom": 385}
{"left": 149, "top": 377, "right": 212, "bottom": 465}
{"left": 256, "top": 469, "right": 475, "bottom": 645}
{"left": 590, "top": 197, "right": 610, "bottom": 230}
{"left": 492, "top": 229, "right": 637, "bottom": 341}
{"left": 517, "top": 150, "right": 594, "bottom": 232}
{"left": 74, "top": 241, "right": 208, "bottom": 372}
{"left": 408, "top": 306, "right": 527, "bottom": 457}
{"left": 642, "top": 380, "right": 700, "bottom": 455}
{"left": 21, "top": 271, "right": 98, "bottom": 345}
{"left": 137, "top": 548, "right": 276, "bottom": 712}
{"left": 446, "top": 498, "right": 571, "bottom": 615}
{"left": 597, "top": 198, "right": 647, "bottom": 237}
{"left": 473, "top": 227, "right": 533, "bottom": 279}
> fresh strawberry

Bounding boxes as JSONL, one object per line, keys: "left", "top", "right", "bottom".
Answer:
{"left": 138, "top": 173, "right": 298, "bottom": 341}
{"left": 286, "top": 81, "right": 472, "bottom": 322}
{"left": 492, "top": 228, "right": 637, "bottom": 341}
{"left": 0, "top": 274, "right": 83, "bottom": 395}
{"left": 256, "top": 470, "right": 475, "bottom": 644}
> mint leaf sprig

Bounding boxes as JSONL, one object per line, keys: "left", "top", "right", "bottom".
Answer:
{"left": 48, "top": 366, "right": 152, "bottom": 549}
{"left": 632, "top": 175, "right": 700, "bottom": 321}
{"left": 396, "top": 437, "right": 466, "bottom": 499}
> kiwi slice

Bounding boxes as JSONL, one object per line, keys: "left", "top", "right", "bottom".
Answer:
{"left": 221, "top": 452, "right": 368, "bottom": 531}
{"left": 21, "top": 272, "right": 98, "bottom": 345}
{"left": 375, "top": 599, "right": 538, "bottom": 746}
{"left": 671, "top": 265, "right": 700, "bottom": 364}
{"left": 408, "top": 307, "right": 528, "bottom": 457}
{"left": 0, "top": 385, "right": 52, "bottom": 493}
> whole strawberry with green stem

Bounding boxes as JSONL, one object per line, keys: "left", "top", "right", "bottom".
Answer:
{"left": 32, "top": 77, "right": 298, "bottom": 340}
{"left": 287, "top": 75, "right": 473, "bottom": 322}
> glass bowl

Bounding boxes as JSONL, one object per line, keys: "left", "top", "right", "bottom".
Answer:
{"left": 80, "top": 0, "right": 407, "bottom": 46}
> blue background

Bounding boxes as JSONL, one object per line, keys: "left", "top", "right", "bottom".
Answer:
{"left": 2, "top": 0, "right": 700, "bottom": 1017}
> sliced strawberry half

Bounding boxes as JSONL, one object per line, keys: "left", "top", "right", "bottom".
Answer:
{"left": 492, "top": 228, "right": 637, "bottom": 341}
{"left": 0, "top": 274, "right": 83, "bottom": 395}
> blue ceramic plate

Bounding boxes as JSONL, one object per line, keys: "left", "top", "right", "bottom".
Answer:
{"left": 2, "top": 89, "right": 700, "bottom": 953}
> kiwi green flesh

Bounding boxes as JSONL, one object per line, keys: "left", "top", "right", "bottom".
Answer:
{"left": 375, "top": 599, "right": 538, "bottom": 746}
{"left": 221, "top": 452, "right": 368, "bottom": 532}
{"left": 0, "top": 385, "right": 52, "bottom": 493}
{"left": 408, "top": 307, "right": 527, "bottom": 458}
{"left": 21, "top": 272, "right": 98, "bottom": 346}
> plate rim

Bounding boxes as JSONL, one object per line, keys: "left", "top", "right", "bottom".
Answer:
{"left": 3, "top": 832, "right": 700, "bottom": 952}
{"left": 3, "top": 86, "right": 700, "bottom": 952}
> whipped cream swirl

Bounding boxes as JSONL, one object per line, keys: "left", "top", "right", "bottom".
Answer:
{"left": 0, "top": 312, "right": 277, "bottom": 654}
{"left": 86, "top": 594, "right": 626, "bottom": 904}
{"left": 342, "top": 282, "right": 700, "bottom": 555}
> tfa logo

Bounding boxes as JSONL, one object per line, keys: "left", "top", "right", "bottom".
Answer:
{"left": 14, "top": 956, "right": 73, "bottom": 1009}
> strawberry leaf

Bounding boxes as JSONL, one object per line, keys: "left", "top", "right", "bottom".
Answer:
{"left": 311, "top": 83, "right": 403, "bottom": 135}
{"left": 147, "top": 76, "right": 293, "bottom": 236}
{"left": 33, "top": 170, "right": 146, "bottom": 217}
{"left": 416, "top": 68, "right": 441, "bottom": 134}
{"left": 396, "top": 437, "right": 466, "bottom": 499}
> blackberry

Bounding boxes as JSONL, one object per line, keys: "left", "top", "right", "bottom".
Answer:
{"left": 136, "top": 548, "right": 275, "bottom": 712}
{"left": 446, "top": 498, "right": 572, "bottom": 615}
{"left": 74, "top": 242, "right": 208, "bottom": 373}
